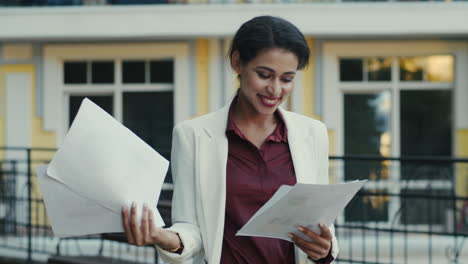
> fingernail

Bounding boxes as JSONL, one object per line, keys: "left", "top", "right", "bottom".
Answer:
{"left": 287, "top": 233, "right": 293, "bottom": 238}
{"left": 131, "top": 202, "right": 136, "bottom": 208}
{"left": 297, "top": 226, "right": 304, "bottom": 232}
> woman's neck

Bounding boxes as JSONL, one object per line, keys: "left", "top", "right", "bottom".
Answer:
{"left": 232, "top": 94, "right": 277, "bottom": 129}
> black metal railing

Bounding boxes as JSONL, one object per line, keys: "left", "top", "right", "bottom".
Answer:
{"left": 0, "top": 147, "right": 165, "bottom": 264}
{"left": 329, "top": 155, "right": 468, "bottom": 264}
{"left": 0, "top": 147, "right": 467, "bottom": 263}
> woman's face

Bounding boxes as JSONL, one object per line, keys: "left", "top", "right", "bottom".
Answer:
{"left": 233, "top": 47, "right": 299, "bottom": 116}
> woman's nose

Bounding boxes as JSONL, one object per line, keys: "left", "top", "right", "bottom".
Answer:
{"left": 267, "top": 79, "right": 282, "bottom": 96}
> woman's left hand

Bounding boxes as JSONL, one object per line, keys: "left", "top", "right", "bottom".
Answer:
{"left": 289, "top": 224, "right": 332, "bottom": 261}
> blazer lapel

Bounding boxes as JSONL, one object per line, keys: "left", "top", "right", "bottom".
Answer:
{"left": 280, "top": 108, "right": 318, "bottom": 184}
{"left": 198, "top": 106, "right": 229, "bottom": 263}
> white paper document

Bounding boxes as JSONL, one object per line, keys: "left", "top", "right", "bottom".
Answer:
{"left": 39, "top": 98, "right": 168, "bottom": 237}
{"left": 37, "top": 165, "right": 124, "bottom": 237}
{"left": 236, "top": 180, "right": 366, "bottom": 242}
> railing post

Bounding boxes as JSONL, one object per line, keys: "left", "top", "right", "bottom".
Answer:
{"left": 26, "top": 148, "right": 32, "bottom": 264}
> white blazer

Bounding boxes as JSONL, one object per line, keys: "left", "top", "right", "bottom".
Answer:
{"left": 157, "top": 103, "right": 339, "bottom": 264}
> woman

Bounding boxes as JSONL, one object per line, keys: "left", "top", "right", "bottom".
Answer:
{"left": 122, "top": 16, "right": 339, "bottom": 264}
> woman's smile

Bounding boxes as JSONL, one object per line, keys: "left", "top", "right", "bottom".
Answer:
{"left": 257, "top": 94, "right": 281, "bottom": 107}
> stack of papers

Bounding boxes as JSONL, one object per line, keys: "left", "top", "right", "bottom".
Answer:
{"left": 236, "top": 180, "right": 366, "bottom": 242}
{"left": 37, "top": 98, "right": 169, "bottom": 238}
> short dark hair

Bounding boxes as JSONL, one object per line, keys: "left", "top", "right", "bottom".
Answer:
{"left": 229, "top": 16, "right": 310, "bottom": 70}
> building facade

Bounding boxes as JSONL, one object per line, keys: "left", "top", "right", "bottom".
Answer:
{"left": 1, "top": 0, "right": 467, "bottom": 243}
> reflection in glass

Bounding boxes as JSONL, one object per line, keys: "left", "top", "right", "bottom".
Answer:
{"left": 344, "top": 91, "right": 391, "bottom": 222}
{"left": 367, "top": 57, "right": 391, "bottom": 81}
{"left": 340, "top": 58, "right": 363, "bottom": 81}
{"left": 345, "top": 91, "right": 392, "bottom": 160}
{"left": 400, "top": 55, "right": 453, "bottom": 82}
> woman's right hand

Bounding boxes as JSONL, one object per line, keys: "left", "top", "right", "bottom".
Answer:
{"left": 122, "top": 203, "right": 181, "bottom": 252}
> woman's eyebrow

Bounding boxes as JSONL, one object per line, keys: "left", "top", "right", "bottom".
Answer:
{"left": 255, "top": 66, "right": 296, "bottom": 75}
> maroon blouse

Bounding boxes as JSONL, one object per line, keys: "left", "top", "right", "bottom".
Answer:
{"left": 220, "top": 102, "right": 296, "bottom": 264}
{"left": 219, "top": 99, "right": 334, "bottom": 264}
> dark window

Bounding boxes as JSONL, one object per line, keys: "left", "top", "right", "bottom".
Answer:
{"left": 340, "top": 58, "right": 363, "bottom": 81}
{"left": 64, "top": 61, "right": 87, "bottom": 84}
{"left": 69, "top": 96, "right": 113, "bottom": 126}
{"left": 122, "top": 61, "right": 146, "bottom": 84}
{"left": 123, "top": 91, "right": 174, "bottom": 211}
{"left": 400, "top": 189, "right": 452, "bottom": 225}
{"left": 91, "top": 61, "right": 114, "bottom": 84}
{"left": 400, "top": 90, "right": 452, "bottom": 180}
{"left": 345, "top": 190, "right": 389, "bottom": 222}
{"left": 150, "top": 60, "right": 174, "bottom": 83}
{"left": 123, "top": 91, "right": 173, "bottom": 161}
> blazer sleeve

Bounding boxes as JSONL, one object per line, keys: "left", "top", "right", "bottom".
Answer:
{"left": 156, "top": 123, "right": 204, "bottom": 263}
{"left": 316, "top": 122, "right": 339, "bottom": 262}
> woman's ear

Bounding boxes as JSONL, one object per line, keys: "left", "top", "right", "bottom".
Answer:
{"left": 231, "top": 50, "right": 242, "bottom": 74}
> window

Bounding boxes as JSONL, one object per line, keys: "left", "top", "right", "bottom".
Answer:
{"left": 64, "top": 58, "right": 175, "bottom": 189}
{"left": 337, "top": 55, "right": 454, "bottom": 226}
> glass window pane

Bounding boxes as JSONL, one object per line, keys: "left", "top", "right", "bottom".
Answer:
{"left": 150, "top": 60, "right": 174, "bottom": 83}
{"left": 344, "top": 92, "right": 391, "bottom": 222}
{"left": 91, "top": 61, "right": 114, "bottom": 84}
{"left": 123, "top": 91, "right": 174, "bottom": 205}
{"left": 400, "top": 55, "right": 454, "bottom": 82}
{"left": 123, "top": 91, "right": 173, "bottom": 160}
{"left": 367, "top": 57, "right": 391, "bottom": 81}
{"left": 400, "top": 90, "right": 453, "bottom": 180}
{"left": 400, "top": 57, "right": 424, "bottom": 81}
{"left": 340, "top": 58, "right": 363, "bottom": 81}
{"left": 401, "top": 189, "right": 452, "bottom": 225}
{"left": 426, "top": 55, "right": 454, "bottom": 82}
{"left": 122, "top": 60, "right": 146, "bottom": 84}
{"left": 345, "top": 190, "right": 389, "bottom": 222}
{"left": 345, "top": 91, "right": 392, "bottom": 158}
{"left": 64, "top": 61, "right": 87, "bottom": 84}
{"left": 69, "top": 95, "right": 113, "bottom": 126}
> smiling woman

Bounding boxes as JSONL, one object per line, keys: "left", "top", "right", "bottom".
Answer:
{"left": 121, "top": 16, "right": 339, "bottom": 264}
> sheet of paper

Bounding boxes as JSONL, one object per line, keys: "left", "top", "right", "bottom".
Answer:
{"left": 43, "top": 98, "right": 167, "bottom": 236}
{"left": 236, "top": 180, "right": 366, "bottom": 242}
{"left": 37, "top": 165, "right": 120, "bottom": 237}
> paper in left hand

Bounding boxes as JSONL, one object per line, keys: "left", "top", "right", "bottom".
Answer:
{"left": 36, "top": 165, "right": 124, "bottom": 237}
{"left": 41, "top": 98, "right": 168, "bottom": 237}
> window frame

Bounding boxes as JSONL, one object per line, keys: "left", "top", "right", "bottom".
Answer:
{"left": 44, "top": 43, "right": 191, "bottom": 145}
{"left": 322, "top": 41, "right": 468, "bottom": 229}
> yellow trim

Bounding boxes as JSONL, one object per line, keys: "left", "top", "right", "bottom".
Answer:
{"left": 303, "top": 37, "right": 320, "bottom": 120}
{"left": 2, "top": 44, "right": 33, "bottom": 61}
{"left": 196, "top": 39, "right": 210, "bottom": 116}
{"left": 0, "top": 64, "right": 55, "bottom": 227}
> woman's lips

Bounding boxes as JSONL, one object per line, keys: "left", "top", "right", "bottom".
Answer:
{"left": 258, "top": 95, "right": 280, "bottom": 107}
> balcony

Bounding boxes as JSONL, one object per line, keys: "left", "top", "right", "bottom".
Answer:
{"left": 1, "top": 1, "right": 468, "bottom": 41}
{"left": 0, "top": 147, "right": 467, "bottom": 263}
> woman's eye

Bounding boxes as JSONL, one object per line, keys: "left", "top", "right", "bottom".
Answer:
{"left": 282, "top": 78, "right": 293, "bottom": 83}
{"left": 257, "top": 72, "right": 270, "bottom": 79}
